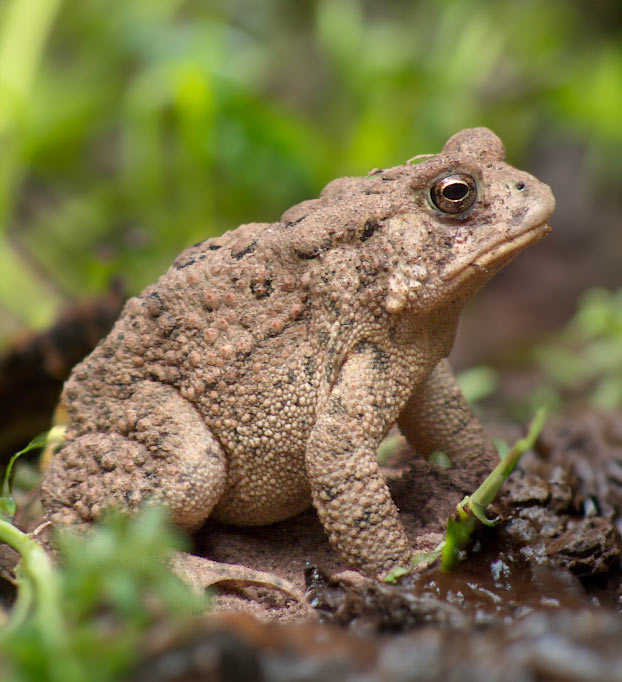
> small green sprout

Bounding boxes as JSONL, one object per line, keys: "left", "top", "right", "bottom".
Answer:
{"left": 385, "top": 408, "right": 547, "bottom": 582}
{"left": 441, "top": 407, "right": 546, "bottom": 571}
{"left": 0, "top": 429, "right": 64, "bottom": 522}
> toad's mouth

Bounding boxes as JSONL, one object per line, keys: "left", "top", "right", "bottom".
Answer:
{"left": 441, "top": 221, "right": 551, "bottom": 284}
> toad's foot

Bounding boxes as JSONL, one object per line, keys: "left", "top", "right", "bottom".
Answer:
{"left": 170, "top": 552, "right": 308, "bottom": 604}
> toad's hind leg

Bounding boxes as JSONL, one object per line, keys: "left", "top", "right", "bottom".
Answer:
{"left": 42, "top": 381, "right": 227, "bottom": 531}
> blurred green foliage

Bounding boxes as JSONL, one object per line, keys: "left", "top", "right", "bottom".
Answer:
{"left": 456, "top": 287, "right": 621, "bottom": 417}
{"left": 456, "top": 365, "right": 499, "bottom": 404}
{"left": 525, "top": 287, "right": 622, "bottom": 414}
{"left": 0, "top": 506, "right": 203, "bottom": 682}
{"left": 0, "top": 0, "right": 620, "bottom": 339}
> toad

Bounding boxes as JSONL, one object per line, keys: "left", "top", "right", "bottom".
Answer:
{"left": 42, "top": 128, "right": 555, "bottom": 582}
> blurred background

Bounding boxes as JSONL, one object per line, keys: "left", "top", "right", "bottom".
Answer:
{"left": 0, "top": 0, "right": 620, "bottom": 451}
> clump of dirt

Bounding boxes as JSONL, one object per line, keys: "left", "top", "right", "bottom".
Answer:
{"left": 304, "top": 408, "right": 621, "bottom": 632}
{"left": 132, "top": 609, "right": 622, "bottom": 682}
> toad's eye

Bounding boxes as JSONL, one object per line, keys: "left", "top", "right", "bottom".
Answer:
{"left": 429, "top": 173, "right": 477, "bottom": 214}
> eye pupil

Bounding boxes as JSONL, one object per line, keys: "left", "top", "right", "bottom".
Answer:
{"left": 442, "top": 182, "right": 468, "bottom": 201}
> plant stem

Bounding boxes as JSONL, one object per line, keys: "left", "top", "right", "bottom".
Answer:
{"left": 469, "top": 406, "right": 547, "bottom": 512}
{"left": 0, "top": 519, "right": 82, "bottom": 681}
{"left": 0, "top": 519, "right": 62, "bottom": 640}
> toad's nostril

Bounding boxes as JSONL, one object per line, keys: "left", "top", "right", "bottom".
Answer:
{"left": 516, "top": 181, "right": 526, "bottom": 191}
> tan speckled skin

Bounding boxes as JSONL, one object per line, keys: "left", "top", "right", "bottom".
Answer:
{"left": 42, "top": 129, "right": 555, "bottom": 577}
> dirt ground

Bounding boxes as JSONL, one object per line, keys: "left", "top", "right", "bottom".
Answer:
{"left": 129, "top": 407, "right": 621, "bottom": 682}
{"left": 184, "top": 408, "right": 621, "bottom": 619}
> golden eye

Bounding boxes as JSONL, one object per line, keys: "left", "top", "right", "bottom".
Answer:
{"left": 429, "top": 173, "right": 477, "bottom": 214}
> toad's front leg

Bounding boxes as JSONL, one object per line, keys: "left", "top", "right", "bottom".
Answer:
{"left": 305, "top": 349, "right": 412, "bottom": 577}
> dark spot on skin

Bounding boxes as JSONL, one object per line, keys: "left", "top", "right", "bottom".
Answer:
{"left": 324, "top": 297, "right": 339, "bottom": 315}
{"left": 354, "top": 341, "right": 390, "bottom": 369}
{"left": 158, "top": 314, "right": 177, "bottom": 337}
{"left": 511, "top": 207, "right": 529, "bottom": 225}
{"left": 356, "top": 276, "right": 374, "bottom": 292}
{"left": 371, "top": 348, "right": 390, "bottom": 370}
{"left": 328, "top": 394, "right": 345, "bottom": 416}
{"left": 249, "top": 278, "right": 273, "bottom": 299}
{"left": 354, "top": 509, "right": 373, "bottom": 527}
{"left": 175, "top": 258, "right": 196, "bottom": 270}
{"left": 199, "top": 254, "right": 207, "bottom": 260}
{"left": 318, "top": 331, "right": 330, "bottom": 346}
{"left": 305, "top": 356, "right": 316, "bottom": 380}
{"left": 287, "top": 368, "right": 296, "bottom": 383}
{"left": 293, "top": 304, "right": 306, "bottom": 322}
{"left": 285, "top": 215, "right": 307, "bottom": 227}
{"left": 360, "top": 219, "right": 381, "bottom": 242}
{"left": 231, "top": 240, "right": 257, "bottom": 260}
{"left": 318, "top": 484, "right": 338, "bottom": 502}
{"left": 295, "top": 248, "right": 320, "bottom": 260}
{"left": 146, "top": 292, "right": 164, "bottom": 316}
{"left": 208, "top": 243, "right": 223, "bottom": 251}
{"left": 325, "top": 357, "right": 335, "bottom": 381}
{"left": 265, "top": 326, "right": 280, "bottom": 339}
{"left": 297, "top": 235, "right": 334, "bottom": 259}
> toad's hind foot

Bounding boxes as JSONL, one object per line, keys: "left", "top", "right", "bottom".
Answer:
{"left": 170, "top": 552, "right": 308, "bottom": 604}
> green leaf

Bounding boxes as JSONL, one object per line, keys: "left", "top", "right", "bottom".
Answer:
{"left": 1, "top": 430, "right": 62, "bottom": 519}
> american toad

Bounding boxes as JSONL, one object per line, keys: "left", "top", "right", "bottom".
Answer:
{"left": 42, "top": 128, "right": 555, "bottom": 579}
